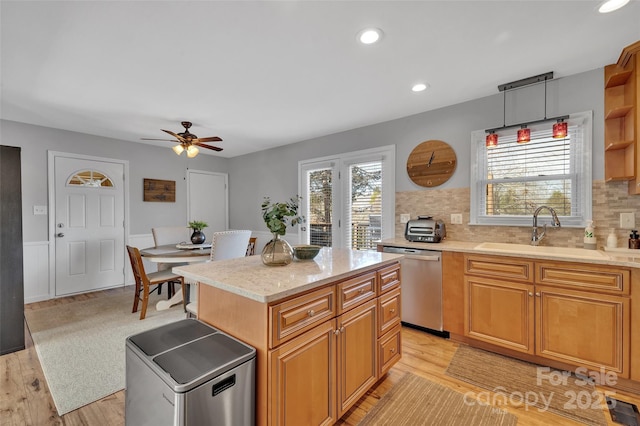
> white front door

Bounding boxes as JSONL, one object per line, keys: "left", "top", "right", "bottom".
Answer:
{"left": 54, "top": 155, "right": 125, "bottom": 296}
{"left": 187, "top": 170, "right": 228, "bottom": 235}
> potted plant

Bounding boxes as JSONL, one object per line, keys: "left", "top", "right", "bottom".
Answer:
{"left": 261, "top": 196, "right": 304, "bottom": 266}
{"left": 188, "top": 220, "right": 208, "bottom": 244}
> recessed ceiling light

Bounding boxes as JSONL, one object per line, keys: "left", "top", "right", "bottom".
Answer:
{"left": 412, "top": 83, "right": 429, "bottom": 92}
{"left": 358, "top": 28, "right": 383, "bottom": 45}
{"left": 598, "top": 0, "right": 630, "bottom": 13}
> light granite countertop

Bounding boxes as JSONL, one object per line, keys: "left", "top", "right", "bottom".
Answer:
{"left": 173, "top": 247, "right": 403, "bottom": 303}
{"left": 378, "top": 238, "right": 640, "bottom": 268}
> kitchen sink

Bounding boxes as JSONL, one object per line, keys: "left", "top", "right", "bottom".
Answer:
{"left": 474, "top": 242, "right": 608, "bottom": 260}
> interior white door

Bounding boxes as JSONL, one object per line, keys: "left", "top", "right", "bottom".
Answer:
{"left": 187, "top": 170, "right": 228, "bottom": 235}
{"left": 54, "top": 156, "right": 125, "bottom": 296}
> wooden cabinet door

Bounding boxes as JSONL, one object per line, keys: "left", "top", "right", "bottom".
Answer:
{"left": 336, "top": 299, "right": 378, "bottom": 418}
{"left": 535, "top": 285, "right": 629, "bottom": 377}
{"left": 464, "top": 276, "right": 535, "bottom": 354}
{"left": 269, "top": 319, "right": 337, "bottom": 426}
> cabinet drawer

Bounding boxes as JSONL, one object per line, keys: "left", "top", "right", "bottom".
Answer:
{"left": 377, "top": 262, "right": 401, "bottom": 295}
{"left": 465, "top": 255, "right": 534, "bottom": 283}
{"left": 378, "top": 324, "right": 402, "bottom": 377}
{"left": 378, "top": 287, "right": 401, "bottom": 337}
{"left": 270, "top": 286, "right": 336, "bottom": 348}
{"left": 337, "top": 271, "right": 376, "bottom": 314}
{"left": 536, "top": 262, "right": 629, "bottom": 294}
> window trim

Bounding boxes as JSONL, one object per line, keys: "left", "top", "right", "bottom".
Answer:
{"left": 470, "top": 111, "right": 592, "bottom": 228}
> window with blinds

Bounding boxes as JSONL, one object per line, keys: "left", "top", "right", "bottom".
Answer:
{"left": 470, "top": 111, "right": 592, "bottom": 228}
{"left": 308, "top": 168, "right": 333, "bottom": 247}
{"left": 347, "top": 161, "right": 383, "bottom": 250}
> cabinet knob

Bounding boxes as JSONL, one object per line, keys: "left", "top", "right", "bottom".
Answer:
{"left": 528, "top": 292, "right": 533, "bottom": 297}
{"left": 340, "top": 326, "right": 345, "bottom": 333}
{"left": 535, "top": 292, "right": 541, "bottom": 297}
{"left": 334, "top": 329, "right": 340, "bottom": 335}
{"left": 358, "top": 288, "right": 365, "bottom": 294}
{"left": 307, "top": 309, "right": 315, "bottom": 317}
{"left": 390, "top": 348, "right": 396, "bottom": 353}
{"left": 390, "top": 308, "right": 395, "bottom": 313}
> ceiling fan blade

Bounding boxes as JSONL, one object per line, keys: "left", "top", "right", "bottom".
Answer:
{"left": 162, "top": 129, "right": 186, "bottom": 142}
{"left": 141, "top": 138, "right": 180, "bottom": 142}
{"left": 196, "top": 136, "right": 223, "bottom": 143}
{"left": 196, "top": 143, "right": 223, "bottom": 152}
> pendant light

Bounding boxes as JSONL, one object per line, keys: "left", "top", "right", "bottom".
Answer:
{"left": 485, "top": 72, "right": 569, "bottom": 146}
{"left": 486, "top": 131, "right": 498, "bottom": 148}
{"left": 486, "top": 90, "right": 506, "bottom": 148}
{"left": 517, "top": 125, "right": 531, "bottom": 144}
{"left": 553, "top": 118, "right": 568, "bottom": 138}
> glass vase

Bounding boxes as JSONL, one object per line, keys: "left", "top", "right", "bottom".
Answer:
{"left": 261, "top": 233, "right": 294, "bottom": 266}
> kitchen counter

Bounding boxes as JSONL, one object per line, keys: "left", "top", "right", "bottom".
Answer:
{"left": 378, "top": 238, "right": 640, "bottom": 268}
{"left": 173, "top": 247, "right": 403, "bottom": 303}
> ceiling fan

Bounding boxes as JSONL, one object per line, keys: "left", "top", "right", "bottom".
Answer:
{"left": 142, "top": 121, "right": 223, "bottom": 157}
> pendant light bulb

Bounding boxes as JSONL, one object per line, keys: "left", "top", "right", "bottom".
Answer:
{"left": 486, "top": 132, "right": 498, "bottom": 148}
{"left": 172, "top": 144, "right": 185, "bottom": 155}
{"left": 517, "top": 125, "right": 531, "bottom": 144}
{"left": 186, "top": 145, "right": 199, "bottom": 158}
{"left": 553, "top": 119, "right": 568, "bottom": 139}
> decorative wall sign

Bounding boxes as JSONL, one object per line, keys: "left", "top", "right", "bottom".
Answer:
{"left": 143, "top": 178, "right": 175, "bottom": 202}
{"left": 406, "top": 140, "right": 457, "bottom": 187}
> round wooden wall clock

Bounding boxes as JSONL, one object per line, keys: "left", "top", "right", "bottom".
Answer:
{"left": 406, "top": 140, "right": 457, "bottom": 187}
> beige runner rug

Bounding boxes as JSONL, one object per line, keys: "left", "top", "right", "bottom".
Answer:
{"left": 358, "top": 373, "right": 517, "bottom": 426}
{"left": 446, "top": 344, "right": 607, "bottom": 426}
{"left": 25, "top": 289, "right": 184, "bottom": 415}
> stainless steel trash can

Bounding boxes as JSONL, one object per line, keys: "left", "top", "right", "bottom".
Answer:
{"left": 125, "top": 319, "right": 256, "bottom": 426}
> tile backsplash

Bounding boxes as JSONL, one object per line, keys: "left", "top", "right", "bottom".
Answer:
{"left": 395, "top": 180, "right": 638, "bottom": 249}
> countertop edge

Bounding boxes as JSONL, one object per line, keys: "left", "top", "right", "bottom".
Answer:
{"left": 378, "top": 239, "right": 640, "bottom": 268}
{"left": 174, "top": 253, "right": 403, "bottom": 304}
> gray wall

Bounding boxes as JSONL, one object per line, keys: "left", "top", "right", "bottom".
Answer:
{"left": 1, "top": 120, "right": 228, "bottom": 241}
{"left": 228, "top": 68, "right": 605, "bottom": 232}
{"left": 2, "top": 68, "right": 605, "bottom": 240}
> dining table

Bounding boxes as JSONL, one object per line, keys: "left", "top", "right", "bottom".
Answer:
{"left": 139, "top": 243, "right": 211, "bottom": 310}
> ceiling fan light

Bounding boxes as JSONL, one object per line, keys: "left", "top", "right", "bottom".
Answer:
{"left": 186, "top": 145, "right": 199, "bottom": 158}
{"left": 486, "top": 132, "right": 498, "bottom": 148}
{"left": 553, "top": 119, "right": 568, "bottom": 139}
{"left": 517, "top": 125, "right": 531, "bottom": 144}
{"left": 172, "top": 144, "right": 185, "bottom": 155}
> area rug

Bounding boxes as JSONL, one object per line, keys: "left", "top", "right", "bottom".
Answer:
{"left": 24, "top": 289, "right": 185, "bottom": 415}
{"left": 445, "top": 345, "right": 607, "bottom": 426}
{"left": 358, "top": 373, "right": 517, "bottom": 426}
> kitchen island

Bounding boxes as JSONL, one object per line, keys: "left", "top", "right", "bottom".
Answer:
{"left": 173, "top": 247, "right": 403, "bottom": 426}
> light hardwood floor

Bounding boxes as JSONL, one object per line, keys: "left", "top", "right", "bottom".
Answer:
{"left": 2, "top": 287, "right": 639, "bottom": 425}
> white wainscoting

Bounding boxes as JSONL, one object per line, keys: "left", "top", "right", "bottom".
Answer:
{"left": 23, "top": 241, "right": 50, "bottom": 303}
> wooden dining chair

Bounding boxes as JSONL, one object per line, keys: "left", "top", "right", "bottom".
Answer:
{"left": 127, "top": 245, "right": 186, "bottom": 320}
{"left": 246, "top": 237, "right": 257, "bottom": 256}
{"left": 185, "top": 230, "right": 252, "bottom": 318}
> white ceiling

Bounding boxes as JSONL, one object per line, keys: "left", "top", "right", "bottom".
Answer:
{"left": 2, "top": 1, "right": 639, "bottom": 158}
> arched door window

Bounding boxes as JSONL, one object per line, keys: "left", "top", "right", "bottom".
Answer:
{"left": 67, "top": 170, "right": 114, "bottom": 188}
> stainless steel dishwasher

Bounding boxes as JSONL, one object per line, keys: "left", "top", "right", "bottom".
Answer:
{"left": 381, "top": 246, "right": 445, "bottom": 334}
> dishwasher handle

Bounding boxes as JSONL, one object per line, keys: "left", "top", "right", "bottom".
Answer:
{"left": 404, "top": 254, "right": 441, "bottom": 262}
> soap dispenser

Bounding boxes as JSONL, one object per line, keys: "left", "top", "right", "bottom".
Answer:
{"left": 584, "top": 221, "right": 596, "bottom": 250}
{"left": 630, "top": 230, "right": 640, "bottom": 249}
{"left": 606, "top": 229, "right": 618, "bottom": 249}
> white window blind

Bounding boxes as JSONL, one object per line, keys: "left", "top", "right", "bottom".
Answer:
{"left": 470, "top": 111, "right": 592, "bottom": 228}
{"left": 346, "top": 161, "right": 383, "bottom": 250}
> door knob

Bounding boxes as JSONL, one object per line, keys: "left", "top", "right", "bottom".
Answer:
{"left": 57, "top": 233, "right": 65, "bottom": 237}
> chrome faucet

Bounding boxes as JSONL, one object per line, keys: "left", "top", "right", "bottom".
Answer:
{"left": 531, "top": 206, "right": 561, "bottom": 246}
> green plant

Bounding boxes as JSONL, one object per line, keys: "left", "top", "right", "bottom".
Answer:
{"left": 188, "top": 220, "right": 208, "bottom": 231}
{"left": 262, "top": 196, "right": 304, "bottom": 236}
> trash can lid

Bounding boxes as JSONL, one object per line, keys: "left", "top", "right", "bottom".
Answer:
{"left": 128, "top": 319, "right": 217, "bottom": 356}
{"left": 154, "top": 333, "right": 256, "bottom": 391}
